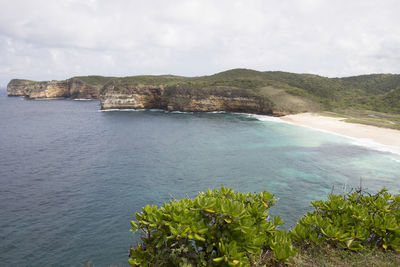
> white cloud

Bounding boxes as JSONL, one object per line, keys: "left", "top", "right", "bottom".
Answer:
{"left": 0, "top": 0, "right": 400, "bottom": 86}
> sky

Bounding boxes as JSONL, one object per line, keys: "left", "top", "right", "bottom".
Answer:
{"left": 0, "top": 0, "right": 400, "bottom": 87}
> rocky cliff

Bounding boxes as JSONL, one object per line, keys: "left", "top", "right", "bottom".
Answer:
{"left": 7, "top": 78, "right": 100, "bottom": 99}
{"left": 100, "top": 82, "right": 274, "bottom": 115}
{"left": 8, "top": 68, "right": 400, "bottom": 115}
{"left": 7, "top": 69, "right": 329, "bottom": 115}
{"left": 7, "top": 77, "right": 274, "bottom": 115}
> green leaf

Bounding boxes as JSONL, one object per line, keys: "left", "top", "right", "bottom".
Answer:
{"left": 213, "top": 256, "right": 225, "bottom": 263}
{"left": 194, "top": 233, "right": 206, "bottom": 242}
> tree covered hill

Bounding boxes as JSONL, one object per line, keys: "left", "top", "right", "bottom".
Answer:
{"left": 9, "top": 69, "right": 400, "bottom": 114}
{"left": 101, "top": 68, "right": 400, "bottom": 114}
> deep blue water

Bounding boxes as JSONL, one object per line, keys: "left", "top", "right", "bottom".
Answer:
{"left": 1, "top": 90, "right": 399, "bottom": 266}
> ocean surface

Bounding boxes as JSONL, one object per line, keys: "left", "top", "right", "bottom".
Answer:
{"left": 1, "top": 89, "right": 399, "bottom": 266}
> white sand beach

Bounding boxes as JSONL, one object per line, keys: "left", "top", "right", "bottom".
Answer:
{"left": 281, "top": 113, "right": 400, "bottom": 148}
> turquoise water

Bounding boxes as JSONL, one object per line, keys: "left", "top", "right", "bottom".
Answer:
{"left": 0, "top": 92, "right": 399, "bottom": 266}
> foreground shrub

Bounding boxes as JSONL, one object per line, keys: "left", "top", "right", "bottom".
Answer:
{"left": 129, "top": 186, "right": 295, "bottom": 266}
{"left": 291, "top": 188, "right": 400, "bottom": 251}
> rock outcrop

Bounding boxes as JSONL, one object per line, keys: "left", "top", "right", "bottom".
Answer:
{"left": 7, "top": 69, "right": 328, "bottom": 115}
{"left": 7, "top": 77, "right": 273, "bottom": 115}
{"left": 9, "top": 68, "right": 400, "bottom": 115}
{"left": 100, "top": 83, "right": 273, "bottom": 115}
{"left": 69, "top": 78, "right": 100, "bottom": 99}
{"left": 7, "top": 78, "right": 99, "bottom": 99}
{"left": 101, "top": 85, "right": 163, "bottom": 110}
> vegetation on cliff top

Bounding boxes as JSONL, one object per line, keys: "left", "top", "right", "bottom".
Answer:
{"left": 8, "top": 69, "right": 400, "bottom": 124}
{"left": 129, "top": 186, "right": 400, "bottom": 266}
{"left": 100, "top": 68, "right": 400, "bottom": 115}
{"left": 73, "top": 75, "right": 115, "bottom": 87}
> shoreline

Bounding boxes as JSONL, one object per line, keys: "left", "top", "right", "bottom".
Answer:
{"left": 4, "top": 93, "right": 400, "bottom": 152}
{"left": 280, "top": 113, "right": 400, "bottom": 150}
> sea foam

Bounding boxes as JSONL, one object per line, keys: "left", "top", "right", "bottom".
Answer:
{"left": 248, "top": 114, "right": 284, "bottom": 122}
{"left": 250, "top": 114, "right": 400, "bottom": 158}
{"left": 98, "top": 108, "right": 145, "bottom": 112}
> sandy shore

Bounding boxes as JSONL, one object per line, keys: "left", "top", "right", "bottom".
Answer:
{"left": 281, "top": 113, "right": 400, "bottom": 148}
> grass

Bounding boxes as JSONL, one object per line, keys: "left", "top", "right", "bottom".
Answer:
{"left": 344, "top": 118, "right": 400, "bottom": 130}
{"left": 259, "top": 86, "right": 321, "bottom": 114}
{"left": 73, "top": 76, "right": 115, "bottom": 87}
{"left": 101, "top": 68, "right": 400, "bottom": 116}
{"left": 318, "top": 109, "right": 400, "bottom": 130}
{"left": 9, "top": 68, "right": 400, "bottom": 128}
{"left": 287, "top": 244, "right": 400, "bottom": 267}
{"left": 251, "top": 243, "right": 400, "bottom": 266}
{"left": 84, "top": 247, "right": 400, "bottom": 267}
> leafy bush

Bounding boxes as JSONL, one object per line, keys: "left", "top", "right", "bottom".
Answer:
{"left": 129, "top": 186, "right": 296, "bottom": 266}
{"left": 291, "top": 188, "right": 400, "bottom": 251}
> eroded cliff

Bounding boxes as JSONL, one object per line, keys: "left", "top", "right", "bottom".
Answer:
{"left": 7, "top": 69, "right": 327, "bottom": 115}
{"left": 7, "top": 78, "right": 101, "bottom": 99}
{"left": 100, "top": 82, "right": 274, "bottom": 115}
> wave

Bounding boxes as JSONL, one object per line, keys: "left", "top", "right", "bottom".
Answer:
{"left": 350, "top": 138, "right": 400, "bottom": 157}
{"left": 98, "top": 108, "right": 145, "bottom": 112}
{"left": 73, "top": 98, "right": 94, "bottom": 101}
{"left": 390, "top": 156, "right": 400, "bottom": 164}
{"left": 207, "top": 111, "right": 227, "bottom": 114}
{"left": 32, "top": 97, "right": 65, "bottom": 101}
{"left": 170, "top": 111, "right": 194, "bottom": 114}
{"left": 248, "top": 114, "right": 285, "bottom": 122}
{"left": 99, "top": 108, "right": 199, "bottom": 114}
{"left": 296, "top": 124, "right": 400, "bottom": 157}
{"left": 250, "top": 114, "right": 400, "bottom": 158}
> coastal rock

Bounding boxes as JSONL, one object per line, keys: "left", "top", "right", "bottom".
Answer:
{"left": 69, "top": 78, "right": 100, "bottom": 99}
{"left": 7, "top": 77, "right": 273, "bottom": 115}
{"left": 6, "top": 79, "right": 39, "bottom": 97}
{"left": 7, "top": 69, "right": 328, "bottom": 115}
{"left": 100, "top": 82, "right": 273, "bottom": 115}
{"left": 101, "top": 85, "right": 163, "bottom": 109}
{"left": 7, "top": 78, "right": 99, "bottom": 99}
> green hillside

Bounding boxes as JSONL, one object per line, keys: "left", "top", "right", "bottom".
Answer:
{"left": 102, "top": 68, "right": 400, "bottom": 114}
{"left": 96, "top": 68, "right": 400, "bottom": 128}
{"left": 11, "top": 69, "right": 400, "bottom": 127}
{"left": 72, "top": 75, "right": 115, "bottom": 88}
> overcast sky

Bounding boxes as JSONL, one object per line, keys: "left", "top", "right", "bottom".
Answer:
{"left": 0, "top": 0, "right": 399, "bottom": 87}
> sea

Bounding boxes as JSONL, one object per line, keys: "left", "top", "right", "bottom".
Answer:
{"left": 1, "top": 89, "right": 399, "bottom": 266}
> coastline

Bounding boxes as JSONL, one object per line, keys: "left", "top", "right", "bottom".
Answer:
{"left": 4, "top": 91, "right": 400, "bottom": 153}
{"left": 280, "top": 113, "right": 400, "bottom": 149}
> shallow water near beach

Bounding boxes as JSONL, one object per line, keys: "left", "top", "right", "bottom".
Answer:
{"left": 1, "top": 91, "right": 399, "bottom": 266}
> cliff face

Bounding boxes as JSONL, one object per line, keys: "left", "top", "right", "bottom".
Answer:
{"left": 69, "top": 78, "right": 100, "bottom": 99}
{"left": 7, "top": 78, "right": 99, "bottom": 99}
{"left": 101, "top": 85, "right": 163, "bottom": 109}
{"left": 100, "top": 83, "right": 273, "bottom": 115}
{"left": 6, "top": 79, "right": 41, "bottom": 97}
{"left": 7, "top": 78, "right": 273, "bottom": 115}
{"left": 7, "top": 69, "right": 329, "bottom": 115}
